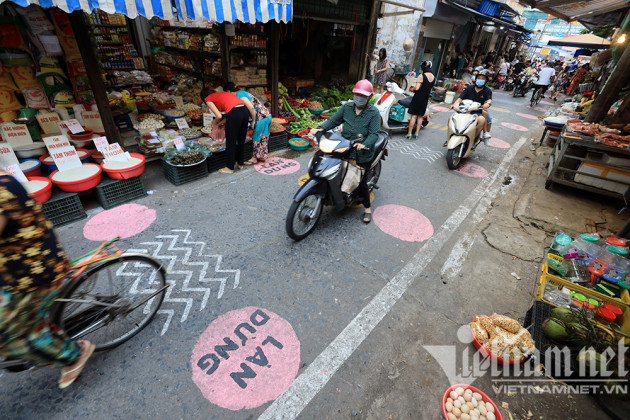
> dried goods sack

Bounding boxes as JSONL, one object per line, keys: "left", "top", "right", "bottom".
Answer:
{"left": 38, "top": 56, "right": 65, "bottom": 75}
{"left": 471, "top": 321, "right": 489, "bottom": 344}
{"left": 0, "top": 90, "right": 22, "bottom": 113}
{"left": 23, "top": 87, "right": 49, "bottom": 110}
{"left": 0, "top": 67, "right": 18, "bottom": 91}
{"left": 38, "top": 73, "right": 71, "bottom": 97}
{"left": 0, "top": 111, "right": 17, "bottom": 123}
{"left": 49, "top": 9, "right": 81, "bottom": 60}
{"left": 16, "top": 6, "right": 55, "bottom": 34}
{"left": 514, "top": 328, "right": 535, "bottom": 351}
{"left": 10, "top": 66, "right": 40, "bottom": 91}
{"left": 478, "top": 316, "right": 496, "bottom": 338}
{"left": 491, "top": 314, "right": 522, "bottom": 334}
{"left": 0, "top": 24, "right": 28, "bottom": 52}
{"left": 51, "top": 91, "right": 76, "bottom": 108}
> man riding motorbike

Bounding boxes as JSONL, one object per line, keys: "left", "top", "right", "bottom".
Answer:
{"left": 448, "top": 70, "right": 493, "bottom": 147}
{"left": 310, "top": 79, "right": 381, "bottom": 224}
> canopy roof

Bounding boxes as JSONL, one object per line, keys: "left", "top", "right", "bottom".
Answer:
{"left": 547, "top": 33, "right": 611, "bottom": 49}
{"left": 520, "top": 0, "right": 628, "bottom": 27}
{"left": 0, "top": 0, "right": 293, "bottom": 23}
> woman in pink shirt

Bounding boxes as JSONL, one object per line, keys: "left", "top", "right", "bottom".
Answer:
{"left": 201, "top": 87, "right": 256, "bottom": 174}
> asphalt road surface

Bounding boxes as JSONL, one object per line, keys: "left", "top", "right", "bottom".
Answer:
{"left": 1, "top": 87, "right": 554, "bottom": 419}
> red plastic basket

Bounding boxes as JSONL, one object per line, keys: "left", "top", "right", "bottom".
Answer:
{"left": 297, "top": 128, "right": 317, "bottom": 147}
{"left": 26, "top": 176, "right": 52, "bottom": 204}
{"left": 471, "top": 317, "right": 527, "bottom": 365}
{"left": 441, "top": 384, "right": 503, "bottom": 420}
{"left": 101, "top": 153, "right": 146, "bottom": 180}
{"left": 49, "top": 163, "right": 102, "bottom": 192}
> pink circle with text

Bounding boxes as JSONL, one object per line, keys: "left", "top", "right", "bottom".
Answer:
{"left": 373, "top": 204, "right": 434, "bottom": 242}
{"left": 255, "top": 157, "right": 300, "bottom": 175}
{"left": 191, "top": 307, "right": 300, "bottom": 411}
{"left": 83, "top": 203, "right": 156, "bottom": 241}
{"left": 455, "top": 162, "right": 489, "bottom": 178}
{"left": 432, "top": 106, "right": 451, "bottom": 112}
{"left": 501, "top": 122, "right": 529, "bottom": 131}
{"left": 540, "top": 100, "right": 554, "bottom": 105}
{"left": 516, "top": 112, "right": 538, "bottom": 120}
{"left": 488, "top": 137, "right": 511, "bottom": 149}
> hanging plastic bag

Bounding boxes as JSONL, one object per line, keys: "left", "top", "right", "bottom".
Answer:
{"left": 340, "top": 160, "right": 364, "bottom": 194}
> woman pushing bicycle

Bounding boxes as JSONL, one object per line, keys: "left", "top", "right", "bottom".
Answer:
{"left": 0, "top": 171, "right": 94, "bottom": 388}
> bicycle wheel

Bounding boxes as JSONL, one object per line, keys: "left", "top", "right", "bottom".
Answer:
{"left": 531, "top": 89, "right": 541, "bottom": 107}
{"left": 53, "top": 255, "right": 167, "bottom": 351}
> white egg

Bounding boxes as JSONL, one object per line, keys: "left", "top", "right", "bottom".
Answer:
{"left": 454, "top": 400, "right": 462, "bottom": 408}
{"left": 450, "top": 391, "right": 458, "bottom": 400}
{"left": 461, "top": 404, "right": 470, "bottom": 414}
{"left": 446, "top": 401, "right": 453, "bottom": 412}
{"left": 472, "top": 392, "right": 483, "bottom": 401}
{"left": 485, "top": 402, "right": 494, "bottom": 413}
{"left": 461, "top": 414, "right": 471, "bottom": 420}
{"left": 464, "top": 393, "right": 472, "bottom": 402}
{"left": 478, "top": 404, "right": 487, "bottom": 415}
{"left": 458, "top": 396, "right": 466, "bottom": 405}
{"left": 486, "top": 412, "right": 495, "bottom": 420}
{"left": 447, "top": 414, "right": 456, "bottom": 420}
{"left": 456, "top": 387, "right": 465, "bottom": 395}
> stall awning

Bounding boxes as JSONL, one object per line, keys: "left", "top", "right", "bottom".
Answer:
{"left": 520, "top": 0, "right": 629, "bottom": 28}
{"left": 547, "top": 33, "right": 611, "bottom": 50}
{"left": 0, "top": 0, "right": 293, "bottom": 23}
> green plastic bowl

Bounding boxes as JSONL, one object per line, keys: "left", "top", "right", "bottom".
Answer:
{"left": 308, "top": 108, "right": 324, "bottom": 115}
{"left": 289, "top": 137, "right": 309, "bottom": 151}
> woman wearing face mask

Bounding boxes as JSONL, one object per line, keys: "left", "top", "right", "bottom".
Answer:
{"left": 374, "top": 48, "right": 390, "bottom": 94}
{"left": 310, "top": 80, "right": 381, "bottom": 224}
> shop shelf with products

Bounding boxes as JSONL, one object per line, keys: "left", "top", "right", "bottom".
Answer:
{"left": 228, "top": 22, "right": 269, "bottom": 89}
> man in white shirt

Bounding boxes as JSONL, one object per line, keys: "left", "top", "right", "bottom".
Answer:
{"left": 532, "top": 64, "right": 556, "bottom": 99}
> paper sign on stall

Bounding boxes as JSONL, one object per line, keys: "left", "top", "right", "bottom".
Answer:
{"left": 0, "top": 144, "right": 20, "bottom": 169}
{"left": 43, "top": 135, "right": 82, "bottom": 171}
{"left": 174, "top": 136, "right": 186, "bottom": 151}
{"left": 2, "top": 164, "right": 27, "bottom": 183}
{"left": 102, "top": 143, "right": 129, "bottom": 162}
{"left": 174, "top": 96, "right": 185, "bottom": 109}
{"left": 203, "top": 113, "right": 213, "bottom": 127}
{"left": 176, "top": 118, "right": 189, "bottom": 129}
{"left": 58, "top": 121, "right": 69, "bottom": 134}
{"left": 82, "top": 111, "right": 105, "bottom": 133}
{"left": 1, "top": 124, "right": 33, "bottom": 147}
{"left": 92, "top": 136, "right": 109, "bottom": 152}
{"left": 36, "top": 112, "right": 62, "bottom": 134}
{"left": 65, "top": 119, "right": 83, "bottom": 134}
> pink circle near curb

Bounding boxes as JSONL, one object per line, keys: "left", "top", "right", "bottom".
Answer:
{"left": 455, "top": 162, "right": 489, "bottom": 178}
{"left": 432, "top": 106, "right": 451, "bottom": 112}
{"left": 191, "top": 307, "right": 300, "bottom": 411}
{"left": 83, "top": 203, "right": 156, "bottom": 241}
{"left": 501, "top": 122, "right": 529, "bottom": 131}
{"left": 516, "top": 112, "right": 538, "bottom": 120}
{"left": 373, "top": 204, "right": 434, "bottom": 242}
{"left": 255, "top": 157, "right": 300, "bottom": 176}
{"left": 488, "top": 137, "right": 511, "bottom": 149}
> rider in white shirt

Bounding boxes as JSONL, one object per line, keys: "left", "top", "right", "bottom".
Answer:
{"left": 532, "top": 65, "right": 556, "bottom": 99}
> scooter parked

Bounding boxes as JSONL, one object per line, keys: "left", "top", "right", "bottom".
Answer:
{"left": 286, "top": 130, "right": 389, "bottom": 241}
{"left": 445, "top": 100, "right": 482, "bottom": 170}
{"left": 375, "top": 81, "right": 429, "bottom": 132}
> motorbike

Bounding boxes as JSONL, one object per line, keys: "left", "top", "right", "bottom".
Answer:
{"left": 504, "top": 73, "right": 515, "bottom": 91}
{"left": 286, "top": 130, "right": 389, "bottom": 241}
{"left": 445, "top": 100, "right": 483, "bottom": 170}
{"left": 513, "top": 74, "right": 537, "bottom": 98}
{"left": 375, "top": 81, "right": 429, "bottom": 132}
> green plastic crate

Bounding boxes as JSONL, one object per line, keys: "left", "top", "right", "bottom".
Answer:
{"left": 96, "top": 176, "right": 147, "bottom": 209}
{"left": 162, "top": 158, "right": 208, "bottom": 186}
{"left": 41, "top": 191, "right": 86, "bottom": 227}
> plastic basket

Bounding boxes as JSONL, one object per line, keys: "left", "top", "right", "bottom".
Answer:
{"left": 41, "top": 191, "right": 86, "bottom": 227}
{"left": 96, "top": 176, "right": 147, "bottom": 210}
{"left": 162, "top": 158, "right": 208, "bottom": 186}
{"left": 539, "top": 253, "right": 630, "bottom": 337}
{"left": 268, "top": 131, "right": 288, "bottom": 152}
{"left": 206, "top": 142, "right": 253, "bottom": 173}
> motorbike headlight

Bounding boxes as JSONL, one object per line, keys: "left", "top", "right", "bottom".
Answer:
{"left": 319, "top": 163, "right": 341, "bottom": 180}
{"left": 335, "top": 147, "right": 348, "bottom": 153}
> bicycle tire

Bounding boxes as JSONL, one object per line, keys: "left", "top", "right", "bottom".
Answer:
{"left": 531, "top": 89, "right": 541, "bottom": 107}
{"left": 53, "top": 255, "right": 166, "bottom": 351}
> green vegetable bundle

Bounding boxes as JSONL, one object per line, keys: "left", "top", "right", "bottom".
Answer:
{"left": 288, "top": 118, "right": 319, "bottom": 133}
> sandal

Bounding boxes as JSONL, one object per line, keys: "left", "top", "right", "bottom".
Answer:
{"left": 405, "top": 134, "right": 412, "bottom": 139}
{"left": 243, "top": 158, "right": 258, "bottom": 166}
{"left": 59, "top": 341, "right": 95, "bottom": 389}
{"left": 235, "top": 164, "right": 243, "bottom": 170}
{"left": 218, "top": 168, "right": 234, "bottom": 174}
{"left": 362, "top": 212, "right": 372, "bottom": 224}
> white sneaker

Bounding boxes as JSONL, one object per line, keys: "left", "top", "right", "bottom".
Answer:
{"left": 482, "top": 132, "right": 491, "bottom": 145}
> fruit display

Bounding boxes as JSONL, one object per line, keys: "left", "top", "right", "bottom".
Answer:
{"left": 470, "top": 314, "right": 535, "bottom": 362}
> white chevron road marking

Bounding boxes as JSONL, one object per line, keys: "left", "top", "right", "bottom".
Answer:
{"left": 388, "top": 138, "right": 444, "bottom": 163}
{"left": 125, "top": 229, "right": 241, "bottom": 335}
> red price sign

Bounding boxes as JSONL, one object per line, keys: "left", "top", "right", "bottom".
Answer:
{"left": 2, "top": 163, "right": 27, "bottom": 183}
{"left": 65, "top": 119, "right": 84, "bottom": 134}
{"left": 176, "top": 118, "right": 189, "bottom": 129}
{"left": 43, "top": 135, "right": 72, "bottom": 151}
{"left": 92, "top": 136, "right": 109, "bottom": 152}
{"left": 174, "top": 136, "right": 186, "bottom": 151}
{"left": 102, "top": 143, "right": 128, "bottom": 162}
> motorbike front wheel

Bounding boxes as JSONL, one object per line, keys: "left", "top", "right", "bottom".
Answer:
{"left": 446, "top": 142, "right": 467, "bottom": 170}
{"left": 286, "top": 192, "right": 324, "bottom": 241}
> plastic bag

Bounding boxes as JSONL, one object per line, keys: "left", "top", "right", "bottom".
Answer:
{"left": 341, "top": 161, "right": 364, "bottom": 194}
{"left": 10, "top": 66, "right": 40, "bottom": 90}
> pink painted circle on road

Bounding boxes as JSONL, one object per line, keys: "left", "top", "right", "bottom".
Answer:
{"left": 373, "top": 204, "right": 434, "bottom": 242}
{"left": 83, "top": 203, "right": 156, "bottom": 241}
{"left": 455, "top": 162, "right": 489, "bottom": 178}
{"left": 191, "top": 307, "right": 300, "bottom": 411}
{"left": 516, "top": 112, "right": 538, "bottom": 120}
{"left": 432, "top": 106, "right": 451, "bottom": 112}
{"left": 532, "top": 106, "right": 547, "bottom": 112}
{"left": 540, "top": 100, "right": 554, "bottom": 105}
{"left": 488, "top": 137, "right": 511, "bottom": 149}
{"left": 501, "top": 122, "right": 529, "bottom": 131}
{"left": 255, "top": 157, "right": 300, "bottom": 176}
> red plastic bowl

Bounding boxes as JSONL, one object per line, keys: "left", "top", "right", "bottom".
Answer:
{"left": 67, "top": 128, "right": 94, "bottom": 140}
{"left": 471, "top": 317, "right": 527, "bottom": 365}
{"left": 101, "top": 152, "right": 146, "bottom": 180}
{"left": 19, "top": 159, "right": 42, "bottom": 177}
{"left": 49, "top": 163, "right": 102, "bottom": 192}
{"left": 26, "top": 176, "right": 52, "bottom": 204}
{"left": 442, "top": 384, "right": 503, "bottom": 420}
